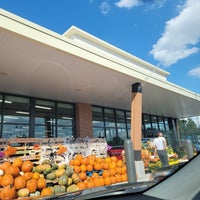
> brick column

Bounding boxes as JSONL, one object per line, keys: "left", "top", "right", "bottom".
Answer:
{"left": 76, "top": 102, "right": 93, "bottom": 138}
{"left": 131, "top": 83, "right": 142, "bottom": 161}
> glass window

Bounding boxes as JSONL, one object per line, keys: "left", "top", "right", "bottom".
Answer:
{"left": 151, "top": 115, "right": 158, "bottom": 129}
{"left": 35, "top": 100, "right": 55, "bottom": 138}
{"left": 57, "top": 103, "right": 74, "bottom": 138}
{"left": 2, "top": 95, "right": 30, "bottom": 139}
{"left": 158, "top": 116, "right": 165, "bottom": 130}
{"left": 143, "top": 114, "right": 151, "bottom": 130}
{"left": 92, "top": 107, "right": 104, "bottom": 127}
{"left": 105, "top": 108, "right": 115, "bottom": 127}
{"left": 164, "top": 117, "right": 170, "bottom": 131}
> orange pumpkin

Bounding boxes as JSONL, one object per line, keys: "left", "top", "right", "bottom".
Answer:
{"left": 3, "top": 145, "right": 17, "bottom": 157}
{"left": 77, "top": 181, "right": 87, "bottom": 190}
{"left": 26, "top": 178, "right": 37, "bottom": 193}
{"left": 23, "top": 171, "right": 33, "bottom": 181}
{"left": 41, "top": 187, "right": 53, "bottom": 197}
{"left": 37, "top": 177, "right": 47, "bottom": 189}
{"left": 0, "top": 161, "right": 11, "bottom": 171}
{"left": 5, "top": 165, "right": 20, "bottom": 177}
{"left": 0, "top": 184, "right": 16, "bottom": 200}
{"left": 78, "top": 172, "right": 87, "bottom": 181}
{"left": 14, "top": 175, "right": 26, "bottom": 190}
{"left": 21, "top": 160, "right": 33, "bottom": 172}
{"left": 1, "top": 174, "right": 14, "bottom": 187}
{"left": 12, "top": 157, "right": 23, "bottom": 169}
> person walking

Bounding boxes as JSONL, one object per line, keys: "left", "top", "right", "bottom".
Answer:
{"left": 153, "top": 132, "right": 169, "bottom": 167}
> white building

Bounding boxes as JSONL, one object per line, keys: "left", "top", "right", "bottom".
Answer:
{"left": 0, "top": 9, "right": 200, "bottom": 150}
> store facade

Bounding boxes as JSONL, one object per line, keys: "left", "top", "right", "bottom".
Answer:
{"left": 1, "top": 9, "right": 200, "bottom": 147}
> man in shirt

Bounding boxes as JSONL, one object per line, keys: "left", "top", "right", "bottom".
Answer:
{"left": 153, "top": 132, "right": 169, "bottom": 167}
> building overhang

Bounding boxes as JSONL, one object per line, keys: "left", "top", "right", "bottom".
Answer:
{"left": 1, "top": 9, "right": 200, "bottom": 119}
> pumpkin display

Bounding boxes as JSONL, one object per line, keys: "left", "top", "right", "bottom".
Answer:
{"left": 21, "top": 160, "right": 33, "bottom": 172}
{"left": 0, "top": 184, "right": 16, "bottom": 200}
{"left": 17, "top": 188, "right": 30, "bottom": 197}
{"left": 26, "top": 178, "right": 37, "bottom": 193}
{"left": 1, "top": 174, "right": 14, "bottom": 187}
{"left": 14, "top": 175, "right": 26, "bottom": 190}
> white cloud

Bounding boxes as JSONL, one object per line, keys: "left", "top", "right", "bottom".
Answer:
{"left": 100, "top": 2, "right": 110, "bottom": 15}
{"left": 115, "top": 0, "right": 140, "bottom": 9}
{"left": 150, "top": 0, "right": 200, "bottom": 67}
{"left": 188, "top": 66, "right": 200, "bottom": 78}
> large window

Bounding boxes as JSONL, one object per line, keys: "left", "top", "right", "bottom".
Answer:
{"left": 2, "top": 95, "right": 30, "bottom": 138}
{"left": 92, "top": 106, "right": 130, "bottom": 146}
{"left": 57, "top": 103, "right": 74, "bottom": 138}
{"left": 0, "top": 93, "right": 75, "bottom": 139}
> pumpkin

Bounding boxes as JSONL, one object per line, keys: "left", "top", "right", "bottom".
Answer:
{"left": 0, "top": 184, "right": 16, "bottom": 200}
{"left": 41, "top": 187, "right": 53, "bottom": 197}
{"left": 46, "top": 172, "right": 56, "bottom": 180}
{"left": 1, "top": 174, "right": 14, "bottom": 187}
{"left": 3, "top": 145, "right": 17, "bottom": 157}
{"left": 17, "top": 188, "right": 30, "bottom": 197}
{"left": 66, "top": 184, "right": 79, "bottom": 193}
{"left": 65, "top": 165, "right": 74, "bottom": 177}
{"left": 12, "top": 157, "right": 23, "bottom": 169}
{"left": 14, "top": 175, "right": 26, "bottom": 190}
{"left": 67, "top": 177, "right": 73, "bottom": 186}
{"left": 0, "top": 161, "right": 11, "bottom": 171}
{"left": 21, "top": 160, "right": 33, "bottom": 172}
{"left": 58, "top": 174, "right": 68, "bottom": 186}
{"left": 37, "top": 177, "right": 46, "bottom": 189}
{"left": 26, "top": 178, "right": 37, "bottom": 193}
{"left": 30, "top": 191, "right": 41, "bottom": 197}
{"left": 32, "top": 172, "right": 40, "bottom": 180}
{"left": 23, "top": 171, "right": 33, "bottom": 181}
{"left": 35, "top": 164, "right": 51, "bottom": 173}
{"left": 41, "top": 159, "right": 51, "bottom": 165}
{"left": 55, "top": 168, "right": 66, "bottom": 178}
{"left": 5, "top": 165, "right": 20, "bottom": 177}
{"left": 56, "top": 145, "right": 67, "bottom": 155}
{"left": 71, "top": 173, "right": 81, "bottom": 184}
{"left": 53, "top": 185, "right": 66, "bottom": 194}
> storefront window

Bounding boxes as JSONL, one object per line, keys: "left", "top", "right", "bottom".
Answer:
{"left": 158, "top": 116, "right": 165, "bottom": 130}
{"left": 57, "top": 103, "right": 74, "bottom": 138}
{"left": 2, "top": 95, "right": 30, "bottom": 138}
{"left": 35, "top": 100, "right": 55, "bottom": 138}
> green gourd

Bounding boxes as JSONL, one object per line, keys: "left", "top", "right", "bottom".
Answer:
{"left": 46, "top": 172, "right": 56, "bottom": 180}
{"left": 53, "top": 185, "right": 66, "bottom": 194}
{"left": 58, "top": 174, "right": 68, "bottom": 186}
{"left": 66, "top": 184, "right": 79, "bottom": 193}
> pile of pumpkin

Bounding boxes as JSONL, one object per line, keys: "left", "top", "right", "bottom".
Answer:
{"left": 69, "top": 154, "right": 128, "bottom": 190}
{"left": 0, "top": 154, "right": 127, "bottom": 199}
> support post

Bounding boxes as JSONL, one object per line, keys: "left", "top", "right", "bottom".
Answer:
{"left": 124, "top": 139, "right": 137, "bottom": 183}
{"left": 131, "top": 82, "right": 142, "bottom": 161}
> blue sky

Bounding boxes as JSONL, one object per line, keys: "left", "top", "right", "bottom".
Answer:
{"left": 1, "top": 0, "right": 200, "bottom": 95}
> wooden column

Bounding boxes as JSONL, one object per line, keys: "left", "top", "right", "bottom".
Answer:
{"left": 131, "top": 82, "right": 142, "bottom": 161}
